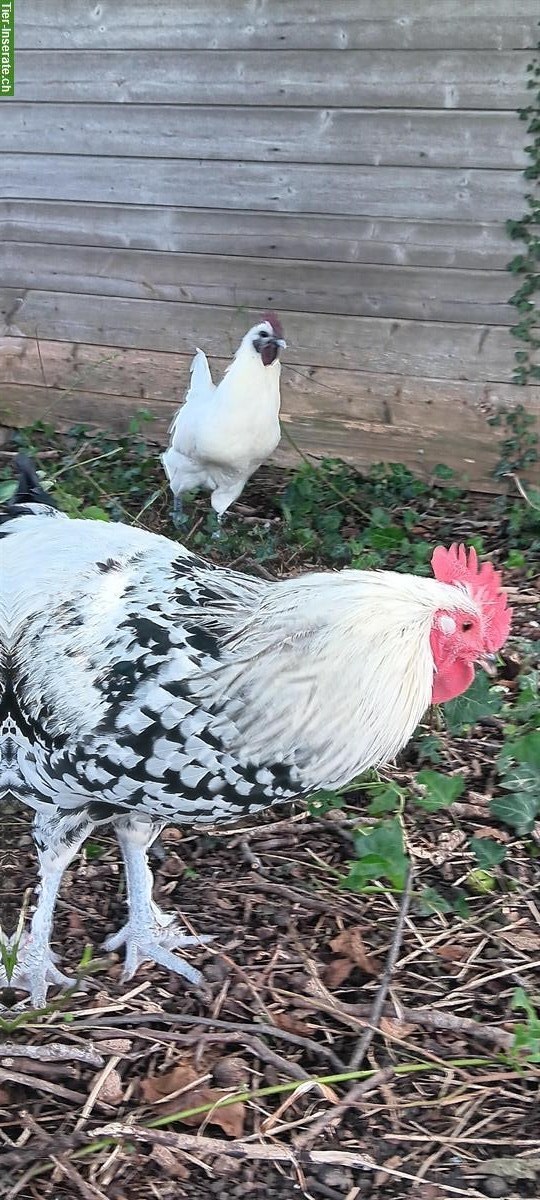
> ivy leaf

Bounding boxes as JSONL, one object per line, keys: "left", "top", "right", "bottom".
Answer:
{"left": 500, "top": 762, "right": 540, "bottom": 794}
{"left": 345, "top": 818, "right": 409, "bottom": 892}
{"left": 444, "top": 674, "right": 504, "bottom": 735}
{"left": 416, "top": 887, "right": 452, "bottom": 915}
{"left": 366, "top": 783, "right": 403, "bottom": 816}
{"left": 470, "top": 838, "right": 507, "bottom": 868}
{"left": 415, "top": 770, "right": 465, "bottom": 811}
{"left": 490, "top": 792, "right": 539, "bottom": 835}
{"left": 498, "top": 731, "right": 540, "bottom": 773}
{"left": 308, "top": 789, "right": 344, "bottom": 816}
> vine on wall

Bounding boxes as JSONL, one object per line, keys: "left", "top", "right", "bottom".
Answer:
{"left": 506, "top": 25, "right": 540, "bottom": 389}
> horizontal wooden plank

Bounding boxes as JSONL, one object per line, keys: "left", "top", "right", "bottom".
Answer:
{"left": 9, "top": 50, "right": 530, "bottom": 108}
{"left": 0, "top": 380, "right": 509, "bottom": 493}
{"left": 0, "top": 294, "right": 518, "bottom": 381}
{"left": 2, "top": 243, "right": 514, "bottom": 326}
{"left": 15, "top": 1, "right": 539, "bottom": 50}
{"left": 0, "top": 202, "right": 516, "bottom": 271}
{"left": 1, "top": 340, "right": 538, "bottom": 491}
{"left": 3, "top": 336, "right": 538, "bottom": 416}
{"left": 1, "top": 157, "right": 525, "bottom": 221}
{"left": 0, "top": 105, "right": 526, "bottom": 170}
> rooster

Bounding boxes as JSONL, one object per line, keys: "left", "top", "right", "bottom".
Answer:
{"left": 162, "top": 313, "right": 286, "bottom": 529}
{"left": 0, "top": 461, "right": 511, "bottom": 1003}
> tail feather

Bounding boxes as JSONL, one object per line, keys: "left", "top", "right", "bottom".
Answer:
{"left": 12, "top": 454, "right": 56, "bottom": 507}
{"left": 188, "top": 348, "right": 214, "bottom": 399}
{"left": 0, "top": 454, "right": 62, "bottom": 530}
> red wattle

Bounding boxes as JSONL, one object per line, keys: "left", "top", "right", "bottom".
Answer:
{"left": 431, "top": 660, "right": 475, "bottom": 704}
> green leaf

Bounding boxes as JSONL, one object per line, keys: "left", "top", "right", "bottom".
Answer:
{"left": 416, "top": 887, "right": 453, "bottom": 915}
{"left": 444, "top": 674, "right": 504, "bottom": 735}
{"left": 85, "top": 841, "right": 105, "bottom": 860}
{"left": 366, "top": 782, "right": 404, "bottom": 816}
{"left": 499, "top": 731, "right": 540, "bottom": 772}
{"left": 345, "top": 818, "right": 409, "bottom": 892}
{"left": 0, "top": 480, "right": 17, "bottom": 503}
{"left": 308, "top": 789, "right": 345, "bottom": 816}
{"left": 415, "top": 733, "right": 442, "bottom": 765}
{"left": 415, "top": 770, "right": 465, "bottom": 811}
{"left": 500, "top": 762, "right": 540, "bottom": 795}
{"left": 470, "top": 838, "right": 507, "bottom": 868}
{"left": 511, "top": 989, "right": 540, "bottom": 1063}
{"left": 490, "top": 791, "right": 539, "bottom": 834}
{"left": 81, "top": 505, "right": 110, "bottom": 521}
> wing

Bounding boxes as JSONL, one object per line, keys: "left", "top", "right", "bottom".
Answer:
{"left": 2, "top": 515, "right": 297, "bottom": 825}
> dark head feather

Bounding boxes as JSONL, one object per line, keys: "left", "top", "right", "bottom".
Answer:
{"left": 260, "top": 311, "right": 284, "bottom": 340}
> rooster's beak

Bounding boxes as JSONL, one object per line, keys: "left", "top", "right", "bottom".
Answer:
{"left": 275, "top": 338, "right": 287, "bottom": 350}
{"left": 477, "top": 653, "right": 498, "bottom": 676}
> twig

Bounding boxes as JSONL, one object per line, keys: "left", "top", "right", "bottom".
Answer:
{"left": 70, "top": 1013, "right": 347, "bottom": 1071}
{"left": 94, "top": 1124, "right": 485, "bottom": 1196}
{"left": 50, "top": 1156, "right": 109, "bottom": 1200}
{"left": 0, "top": 1041, "right": 104, "bottom": 1067}
{"left": 0, "top": 1067, "right": 86, "bottom": 1104}
{"left": 506, "top": 472, "right": 540, "bottom": 510}
{"left": 295, "top": 1067, "right": 395, "bottom": 1149}
{"left": 348, "top": 865, "right": 413, "bottom": 1070}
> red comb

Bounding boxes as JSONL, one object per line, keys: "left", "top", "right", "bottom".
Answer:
{"left": 431, "top": 543, "right": 511, "bottom": 652}
{"left": 260, "top": 311, "right": 284, "bottom": 340}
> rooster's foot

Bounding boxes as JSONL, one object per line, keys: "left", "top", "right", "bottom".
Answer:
{"left": 103, "top": 909, "right": 212, "bottom": 984}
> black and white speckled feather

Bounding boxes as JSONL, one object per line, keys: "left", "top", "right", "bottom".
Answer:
{"left": 0, "top": 506, "right": 484, "bottom": 838}
{"left": 1, "top": 490, "right": 505, "bottom": 1001}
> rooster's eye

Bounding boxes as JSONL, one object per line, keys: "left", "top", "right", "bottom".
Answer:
{"left": 462, "top": 621, "right": 473, "bottom": 631}
{"left": 259, "top": 330, "right": 269, "bottom": 338}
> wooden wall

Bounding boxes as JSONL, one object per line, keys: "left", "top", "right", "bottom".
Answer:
{"left": 1, "top": 0, "right": 539, "bottom": 490}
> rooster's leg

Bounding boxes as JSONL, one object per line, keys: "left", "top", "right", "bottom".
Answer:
{"left": 10, "top": 811, "right": 94, "bottom": 1006}
{"left": 105, "top": 816, "right": 211, "bottom": 985}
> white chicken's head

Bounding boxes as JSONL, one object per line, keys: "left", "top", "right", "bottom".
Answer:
{"left": 244, "top": 312, "right": 287, "bottom": 366}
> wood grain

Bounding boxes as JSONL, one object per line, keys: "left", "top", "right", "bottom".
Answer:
{"left": 2, "top": 242, "right": 513, "bottom": 326}
{"left": 0, "top": 382, "right": 518, "bottom": 494}
{"left": 11, "top": 50, "right": 530, "bottom": 108}
{"left": 0, "top": 105, "right": 526, "bottom": 170}
{"left": 0, "top": 294, "right": 518, "bottom": 381}
{"left": 1, "top": 202, "right": 515, "bottom": 271}
{"left": 1, "top": 157, "right": 525, "bottom": 221}
{"left": 15, "top": 1, "right": 539, "bottom": 51}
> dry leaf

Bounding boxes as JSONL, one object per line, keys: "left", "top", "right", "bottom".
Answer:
{"left": 436, "top": 944, "right": 468, "bottom": 962}
{"left": 150, "top": 1145, "right": 190, "bottom": 1180}
{"left": 141, "top": 1058, "right": 245, "bottom": 1138}
{"left": 500, "top": 930, "right": 540, "bottom": 951}
{"left": 471, "top": 826, "right": 508, "bottom": 842}
{"left": 324, "top": 956, "right": 355, "bottom": 989}
{"left": 329, "top": 928, "right": 381, "bottom": 976}
{"left": 379, "top": 1017, "right": 417, "bottom": 1039}
{"left": 98, "top": 1068, "right": 124, "bottom": 1106}
{"left": 468, "top": 1156, "right": 540, "bottom": 1181}
{"left": 272, "top": 1012, "right": 316, "bottom": 1037}
{"left": 97, "top": 1039, "right": 132, "bottom": 1055}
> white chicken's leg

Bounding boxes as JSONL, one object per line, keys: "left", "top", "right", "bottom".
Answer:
{"left": 10, "top": 811, "right": 94, "bottom": 1006}
{"left": 171, "top": 494, "right": 188, "bottom": 529}
{"left": 105, "top": 816, "right": 211, "bottom": 985}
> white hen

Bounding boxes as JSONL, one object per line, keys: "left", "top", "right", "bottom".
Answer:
{"left": 162, "top": 313, "right": 286, "bottom": 528}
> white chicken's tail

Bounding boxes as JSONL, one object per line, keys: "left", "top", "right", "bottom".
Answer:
{"left": 188, "top": 347, "right": 214, "bottom": 400}
{"left": 168, "top": 348, "right": 215, "bottom": 445}
{"left": 162, "top": 348, "right": 217, "bottom": 499}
